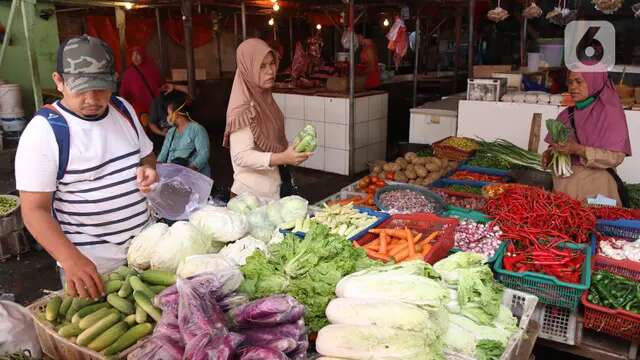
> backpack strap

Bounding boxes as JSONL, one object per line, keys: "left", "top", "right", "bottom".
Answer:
{"left": 36, "top": 105, "right": 70, "bottom": 181}
{"left": 109, "top": 96, "right": 139, "bottom": 138}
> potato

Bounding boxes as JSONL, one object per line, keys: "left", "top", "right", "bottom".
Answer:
{"left": 449, "top": 161, "right": 460, "bottom": 169}
{"left": 382, "top": 163, "right": 393, "bottom": 172}
{"left": 404, "top": 152, "right": 418, "bottom": 162}
{"left": 406, "top": 164, "right": 415, "bottom": 173}
{"left": 424, "top": 173, "right": 440, "bottom": 185}
{"left": 412, "top": 157, "right": 428, "bottom": 165}
{"left": 438, "top": 158, "right": 449, "bottom": 169}
{"left": 372, "top": 165, "right": 383, "bottom": 174}
{"left": 424, "top": 163, "right": 441, "bottom": 172}
{"left": 405, "top": 169, "right": 417, "bottom": 180}
{"left": 414, "top": 165, "right": 428, "bottom": 178}
{"left": 395, "top": 157, "right": 408, "bottom": 169}
{"left": 395, "top": 171, "right": 408, "bottom": 183}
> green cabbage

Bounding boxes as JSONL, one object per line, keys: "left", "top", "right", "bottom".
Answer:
{"left": 127, "top": 223, "right": 169, "bottom": 270}
{"left": 475, "top": 340, "right": 506, "bottom": 360}
{"left": 457, "top": 266, "right": 504, "bottom": 325}
{"left": 434, "top": 251, "right": 486, "bottom": 285}
{"left": 444, "top": 311, "right": 516, "bottom": 356}
{"left": 189, "top": 206, "right": 248, "bottom": 243}
{"left": 149, "top": 221, "right": 211, "bottom": 273}
{"left": 227, "top": 193, "right": 262, "bottom": 214}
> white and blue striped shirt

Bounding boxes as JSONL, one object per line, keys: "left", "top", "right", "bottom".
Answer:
{"left": 15, "top": 98, "right": 153, "bottom": 273}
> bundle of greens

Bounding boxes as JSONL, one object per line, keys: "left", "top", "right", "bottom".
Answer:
{"left": 475, "top": 139, "right": 544, "bottom": 171}
{"left": 239, "top": 222, "right": 378, "bottom": 331}
{"left": 546, "top": 119, "right": 573, "bottom": 177}
{"left": 625, "top": 183, "right": 640, "bottom": 209}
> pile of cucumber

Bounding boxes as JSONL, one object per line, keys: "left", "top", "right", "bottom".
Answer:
{"left": 42, "top": 266, "right": 175, "bottom": 357}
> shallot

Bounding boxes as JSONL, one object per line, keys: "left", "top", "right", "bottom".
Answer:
{"left": 379, "top": 190, "right": 436, "bottom": 213}
{"left": 599, "top": 237, "right": 640, "bottom": 261}
{"left": 454, "top": 221, "right": 503, "bottom": 259}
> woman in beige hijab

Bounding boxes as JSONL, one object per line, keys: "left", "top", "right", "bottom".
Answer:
{"left": 225, "top": 39, "right": 311, "bottom": 201}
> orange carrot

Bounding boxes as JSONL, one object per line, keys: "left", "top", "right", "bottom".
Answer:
{"left": 379, "top": 233, "right": 388, "bottom": 254}
{"left": 389, "top": 243, "right": 409, "bottom": 257}
{"left": 421, "top": 244, "right": 432, "bottom": 256}
{"left": 393, "top": 248, "right": 410, "bottom": 261}
{"left": 368, "top": 229, "right": 409, "bottom": 238}
{"left": 406, "top": 227, "right": 416, "bottom": 257}
{"left": 364, "top": 238, "right": 380, "bottom": 249}
{"left": 365, "top": 248, "right": 390, "bottom": 261}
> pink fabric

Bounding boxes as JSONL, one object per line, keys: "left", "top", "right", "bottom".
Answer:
{"left": 547, "top": 71, "right": 632, "bottom": 156}
{"left": 119, "top": 46, "right": 163, "bottom": 117}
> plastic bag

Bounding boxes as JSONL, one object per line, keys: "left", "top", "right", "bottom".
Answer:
{"left": 341, "top": 30, "right": 358, "bottom": 51}
{"left": 237, "top": 346, "right": 289, "bottom": 360}
{"left": 522, "top": 1, "right": 542, "bottom": 18}
{"left": 146, "top": 164, "right": 213, "bottom": 220}
{"left": 128, "top": 334, "right": 184, "bottom": 360}
{"left": 247, "top": 206, "right": 276, "bottom": 241}
{"left": 487, "top": 0, "right": 509, "bottom": 22}
{"left": 230, "top": 295, "right": 305, "bottom": 328}
{"left": 0, "top": 301, "right": 41, "bottom": 359}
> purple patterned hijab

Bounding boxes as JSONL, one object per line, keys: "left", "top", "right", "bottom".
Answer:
{"left": 548, "top": 70, "right": 632, "bottom": 156}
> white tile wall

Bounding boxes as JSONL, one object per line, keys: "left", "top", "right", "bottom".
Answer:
{"left": 381, "top": 94, "right": 389, "bottom": 118}
{"left": 355, "top": 97, "right": 369, "bottom": 123}
{"left": 324, "top": 123, "right": 348, "bottom": 150}
{"left": 325, "top": 148, "right": 349, "bottom": 175}
{"left": 304, "top": 96, "right": 325, "bottom": 122}
{"left": 354, "top": 122, "right": 369, "bottom": 148}
{"left": 354, "top": 146, "right": 369, "bottom": 173}
{"left": 368, "top": 119, "right": 385, "bottom": 144}
{"left": 308, "top": 120, "right": 325, "bottom": 147}
{"left": 368, "top": 142, "right": 386, "bottom": 162}
{"left": 368, "top": 94, "right": 384, "bottom": 120}
{"left": 304, "top": 146, "right": 325, "bottom": 170}
{"left": 273, "top": 93, "right": 286, "bottom": 113}
{"left": 285, "top": 94, "right": 305, "bottom": 119}
{"left": 284, "top": 118, "right": 304, "bottom": 142}
{"left": 325, "top": 98, "right": 348, "bottom": 124}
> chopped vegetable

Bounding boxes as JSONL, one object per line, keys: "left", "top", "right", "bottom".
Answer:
{"left": 445, "top": 185, "right": 484, "bottom": 195}
{"left": 449, "top": 171, "right": 506, "bottom": 183}
{"left": 430, "top": 187, "right": 486, "bottom": 210}
{"left": 454, "top": 221, "right": 503, "bottom": 259}
{"left": 293, "top": 203, "right": 379, "bottom": 239}
{"left": 441, "top": 137, "right": 479, "bottom": 151}
{"left": 379, "top": 189, "right": 437, "bottom": 213}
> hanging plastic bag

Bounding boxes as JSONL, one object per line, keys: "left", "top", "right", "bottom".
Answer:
{"left": 386, "top": 17, "right": 408, "bottom": 69}
{"left": 145, "top": 163, "right": 213, "bottom": 221}
{"left": 593, "top": 0, "right": 623, "bottom": 14}
{"left": 0, "top": 301, "right": 41, "bottom": 359}
{"left": 634, "top": 2, "right": 640, "bottom": 17}
{"left": 487, "top": 0, "right": 510, "bottom": 22}
{"left": 523, "top": 1, "right": 543, "bottom": 18}
{"left": 341, "top": 30, "right": 358, "bottom": 51}
{"left": 547, "top": 0, "right": 576, "bottom": 26}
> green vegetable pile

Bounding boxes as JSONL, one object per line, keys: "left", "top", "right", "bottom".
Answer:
{"left": 626, "top": 183, "right": 640, "bottom": 209}
{"left": 588, "top": 270, "right": 640, "bottom": 313}
{"left": 0, "top": 196, "right": 17, "bottom": 217}
{"left": 0, "top": 351, "right": 36, "bottom": 360}
{"left": 446, "top": 185, "right": 484, "bottom": 195}
{"left": 475, "top": 139, "right": 543, "bottom": 171}
{"left": 475, "top": 339, "right": 507, "bottom": 360}
{"left": 546, "top": 119, "right": 573, "bottom": 177}
{"left": 239, "top": 222, "right": 378, "bottom": 331}
{"left": 467, "top": 151, "right": 513, "bottom": 170}
{"left": 416, "top": 146, "right": 434, "bottom": 157}
{"left": 42, "top": 267, "right": 173, "bottom": 356}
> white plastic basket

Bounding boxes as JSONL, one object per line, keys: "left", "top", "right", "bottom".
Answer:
{"left": 445, "top": 288, "right": 539, "bottom": 360}
{"left": 534, "top": 303, "right": 578, "bottom": 345}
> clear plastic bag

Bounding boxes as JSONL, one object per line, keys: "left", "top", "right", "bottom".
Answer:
{"left": 146, "top": 163, "right": 213, "bottom": 220}
{"left": 230, "top": 295, "right": 305, "bottom": 329}
{"left": 237, "top": 346, "right": 289, "bottom": 360}
{"left": 0, "top": 301, "right": 41, "bottom": 359}
{"left": 128, "top": 334, "right": 184, "bottom": 360}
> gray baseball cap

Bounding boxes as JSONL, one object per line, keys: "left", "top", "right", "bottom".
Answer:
{"left": 56, "top": 35, "right": 117, "bottom": 93}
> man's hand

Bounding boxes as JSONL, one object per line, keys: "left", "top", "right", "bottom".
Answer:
{"left": 61, "top": 251, "right": 105, "bottom": 299}
{"left": 551, "top": 141, "right": 585, "bottom": 157}
{"left": 541, "top": 149, "right": 552, "bottom": 169}
{"left": 137, "top": 165, "right": 158, "bottom": 193}
{"left": 160, "top": 83, "right": 174, "bottom": 94}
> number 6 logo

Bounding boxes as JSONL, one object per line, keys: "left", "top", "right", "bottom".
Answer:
{"left": 565, "top": 21, "right": 615, "bottom": 72}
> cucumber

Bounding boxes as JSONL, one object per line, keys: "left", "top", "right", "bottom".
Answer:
{"left": 140, "top": 270, "right": 176, "bottom": 286}
{"left": 108, "top": 272, "right": 124, "bottom": 281}
{"left": 74, "top": 302, "right": 110, "bottom": 321}
{"left": 115, "top": 265, "right": 135, "bottom": 278}
{"left": 76, "top": 311, "right": 121, "bottom": 346}
{"left": 107, "top": 294, "right": 134, "bottom": 315}
{"left": 135, "top": 304, "right": 147, "bottom": 324}
{"left": 105, "top": 280, "right": 123, "bottom": 294}
{"left": 78, "top": 307, "right": 112, "bottom": 330}
{"left": 88, "top": 321, "right": 129, "bottom": 352}
{"left": 149, "top": 285, "right": 167, "bottom": 294}
{"left": 117, "top": 275, "right": 133, "bottom": 298}
{"left": 59, "top": 296, "right": 72, "bottom": 317}
{"left": 103, "top": 323, "right": 153, "bottom": 356}
{"left": 132, "top": 291, "right": 162, "bottom": 322}
{"left": 66, "top": 298, "right": 93, "bottom": 321}
{"left": 123, "top": 314, "right": 137, "bottom": 326}
{"left": 46, "top": 296, "right": 62, "bottom": 322}
{"left": 58, "top": 323, "right": 82, "bottom": 338}
{"left": 129, "top": 276, "right": 156, "bottom": 299}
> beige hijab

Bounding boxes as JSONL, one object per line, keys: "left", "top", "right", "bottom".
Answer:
{"left": 224, "top": 38, "right": 288, "bottom": 153}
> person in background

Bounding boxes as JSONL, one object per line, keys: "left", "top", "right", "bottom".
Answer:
{"left": 15, "top": 36, "right": 158, "bottom": 299}
{"left": 224, "top": 38, "right": 311, "bottom": 201}
{"left": 158, "top": 92, "right": 211, "bottom": 177}
{"left": 147, "top": 84, "right": 189, "bottom": 154}
{"left": 358, "top": 34, "right": 381, "bottom": 89}
{"left": 119, "top": 46, "right": 164, "bottom": 129}
{"left": 543, "top": 69, "right": 632, "bottom": 205}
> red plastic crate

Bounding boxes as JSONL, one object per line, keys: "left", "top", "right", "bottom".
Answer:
{"left": 356, "top": 213, "right": 459, "bottom": 264}
{"left": 592, "top": 254, "right": 640, "bottom": 281}
{"left": 429, "top": 187, "right": 486, "bottom": 211}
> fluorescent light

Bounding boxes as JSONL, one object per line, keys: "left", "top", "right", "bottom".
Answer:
{"left": 268, "top": 17, "right": 275, "bottom": 26}
{"left": 383, "top": 18, "right": 389, "bottom": 27}
{"left": 316, "top": 24, "right": 322, "bottom": 30}
{"left": 273, "top": 3, "right": 280, "bottom": 11}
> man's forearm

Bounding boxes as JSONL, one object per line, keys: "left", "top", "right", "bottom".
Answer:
{"left": 148, "top": 123, "right": 165, "bottom": 136}
{"left": 22, "top": 206, "right": 80, "bottom": 265}
{"left": 140, "top": 153, "right": 157, "bottom": 169}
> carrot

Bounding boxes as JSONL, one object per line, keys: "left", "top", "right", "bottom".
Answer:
{"left": 414, "top": 233, "right": 423, "bottom": 243}
{"left": 423, "top": 231, "right": 440, "bottom": 244}
{"left": 389, "top": 243, "right": 409, "bottom": 257}
{"left": 406, "top": 227, "right": 416, "bottom": 257}
{"left": 365, "top": 248, "right": 390, "bottom": 261}
{"left": 364, "top": 238, "right": 380, "bottom": 249}
{"left": 405, "top": 254, "right": 424, "bottom": 262}
{"left": 379, "top": 233, "right": 388, "bottom": 254}
{"left": 393, "top": 248, "right": 410, "bottom": 262}
{"left": 368, "top": 229, "right": 408, "bottom": 238}
{"left": 421, "top": 244, "right": 432, "bottom": 256}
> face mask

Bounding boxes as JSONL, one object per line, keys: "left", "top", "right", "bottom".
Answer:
{"left": 169, "top": 102, "right": 187, "bottom": 126}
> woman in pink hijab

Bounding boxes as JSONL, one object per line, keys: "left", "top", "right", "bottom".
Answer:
{"left": 119, "top": 46, "right": 164, "bottom": 128}
{"left": 543, "top": 69, "right": 632, "bottom": 205}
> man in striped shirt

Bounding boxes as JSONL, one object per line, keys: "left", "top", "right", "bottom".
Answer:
{"left": 15, "top": 36, "right": 158, "bottom": 300}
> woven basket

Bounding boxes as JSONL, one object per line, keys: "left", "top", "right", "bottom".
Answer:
{"left": 432, "top": 137, "right": 476, "bottom": 161}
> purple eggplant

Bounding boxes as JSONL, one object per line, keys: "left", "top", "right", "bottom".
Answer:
{"left": 237, "top": 346, "right": 289, "bottom": 360}
{"left": 239, "top": 320, "right": 306, "bottom": 344}
{"left": 177, "top": 275, "right": 227, "bottom": 342}
{"left": 183, "top": 332, "right": 241, "bottom": 360}
{"left": 231, "top": 295, "right": 305, "bottom": 328}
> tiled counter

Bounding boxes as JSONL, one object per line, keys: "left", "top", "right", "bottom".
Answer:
{"left": 273, "top": 91, "right": 388, "bottom": 175}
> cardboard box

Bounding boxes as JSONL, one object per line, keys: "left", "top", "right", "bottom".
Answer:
{"left": 171, "top": 68, "right": 207, "bottom": 81}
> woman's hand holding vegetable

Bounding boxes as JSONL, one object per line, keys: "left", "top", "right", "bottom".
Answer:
{"left": 550, "top": 141, "right": 586, "bottom": 158}
{"left": 271, "top": 144, "right": 312, "bottom": 166}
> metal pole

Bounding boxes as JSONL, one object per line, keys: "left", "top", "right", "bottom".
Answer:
{"left": 155, "top": 7, "right": 168, "bottom": 78}
{"left": 412, "top": 15, "right": 420, "bottom": 108}
{"left": 182, "top": 0, "right": 196, "bottom": 97}
{"left": 241, "top": 2, "right": 247, "bottom": 40}
{"left": 0, "top": 0, "right": 18, "bottom": 69}
{"left": 22, "top": 0, "right": 42, "bottom": 108}
{"left": 289, "top": 16, "right": 294, "bottom": 65}
{"left": 468, "top": 0, "right": 475, "bottom": 77}
{"left": 234, "top": 13, "right": 238, "bottom": 45}
{"left": 522, "top": 18, "right": 528, "bottom": 68}
{"left": 453, "top": 9, "right": 462, "bottom": 92}
{"left": 348, "top": 0, "right": 355, "bottom": 174}
{"left": 115, "top": 7, "right": 127, "bottom": 74}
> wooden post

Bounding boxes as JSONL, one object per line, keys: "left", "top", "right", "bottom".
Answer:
{"left": 22, "top": 0, "right": 42, "bottom": 108}
{"left": 412, "top": 15, "right": 420, "bottom": 107}
{"left": 182, "top": 0, "right": 196, "bottom": 97}
{"left": 115, "top": 7, "right": 127, "bottom": 74}
{"left": 528, "top": 113, "right": 542, "bottom": 152}
{"left": 0, "top": 0, "right": 19, "bottom": 69}
{"left": 241, "top": 1, "right": 247, "bottom": 40}
{"left": 155, "top": 8, "right": 169, "bottom": 79}
{"left": 453, "top": 8, "right": 462, "bottom": 92}
{"left": 468, "top": 0, "right": 475, "bottom": 77}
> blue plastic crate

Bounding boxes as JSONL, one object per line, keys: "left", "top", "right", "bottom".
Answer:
{"left": 432, "top": 178, "right": 492, "bottom": 188}
{"left": 374, "top": 184, "right": 446, "bottom": 215}
{"left": 458, "top": 164, "right": 511, "bottom": 177}
{"left": 288, "top": 206, "right": 390, "bottom": 241}
{"left": 596, "top": 219, "right": 640, "bottom": 239}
